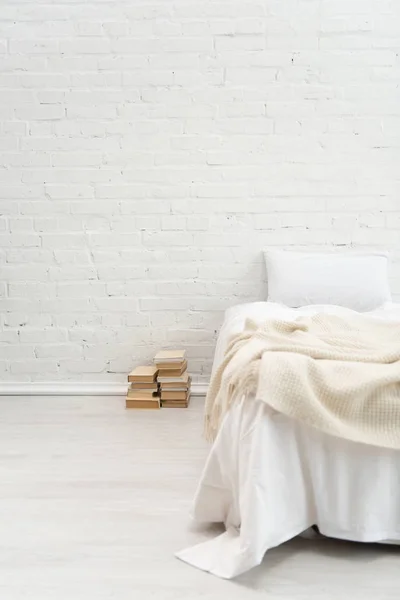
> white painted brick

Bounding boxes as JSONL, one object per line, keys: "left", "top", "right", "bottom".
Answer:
{"left": 10, "top": 360, "right": 59, "bottom": 375}
{"left": 0, "top": 330, "right": 19, "bottom": 344}
{"left": 45, "top": 184, "right": 94, "bottom": 200}
{"left": 3, "top": 313, "right": 52, "bottom": 328}
{"left": 100, "top": 315, "right": 125, "bottom": 329}
{"left": 386, "top": 214, "right": 400, "bottom": 229}
{"left": 54, "top": 314, "right": 102, "bottom": 329}
{"left": 123, "top": 70, "right": 174, "bottom": 87}
{"left": 18, "top": 201, "right": 68, "bottom": 216}
{"left": 124, "top": 313, "right": 150, "bottom": 327}
{"left": 139, "top": 298, "right": 193, "bottom": 312}
{"left": 90, "top": 233, "right": 141, "bottom": 247}
{"left": 115, "top": 328, "right": 157, "bottom": 345}
{"left": 0, "top": 234, "right": 41, "bottom": 248}
{"left": 19, "top": 72, "right": 70, "bottom": 89}
{"left": 61, "top": 359, "right": 108, "bottom": 374}
{"left": 190, "top": 183, "right": 248, "bottom": 198}
{"left": 67, "top": 329, "right": 114, "bottom": 344}
{"left": 41, "top": 234, "right": 87, "bottom": 249}
{"left": 49, "top": 266, "right": 98, "bottom": 281}
{"left": 107, "top": 356, "right": 145, "bottom": 375}
{"left": 70, "top": 71, "right": 122, "bottom": 88}
{"left": 8, "top": 283, "right": 56, "bottom": 299}
{"left": 186, "top": 217, "right": 209, "bottom": 231}
{"left": 225, "top": 67, "right": 277, "bottom": 86}
{"left": 51, "top": 152, "right": 102, "bottom": 167}
{"left": 36, "top": 91, "right": 66, "bottom": 105}
{"left": 83, "top": 342, "right": 140, "bottom": 361}
{"left": 215, "top": 35, "right": 266, "bottom": 53}
{"left": 218, "top": 102, "right": 267, "bottom": 118}
{"left": 173, "top": 69, "right": 224, "bottom": 87}
{"left": 57, "top": 282, "right": 107, "bottom": 298}
{"left": 70, "top": 201, "right": 120, "bottom": 217}
{"left": 135, "top": 216, "right": 161, "bottom": 231}
{"left": 97, "top": 264, "right": 147, "bottom": 286}
{"left": 66, "top": 106, "right": 117, "bottom": 120}
{"left": 160, "top": 216, "right": 186, "bottom": 231}
{"left": 1, "top": 0, "right": 400, "bottom": 384}
{"left": 0, "top": 344, "right": 35, "bottom": 360}
{"left": 75, "top": 22, "right": 104, "bottom": 36}
{"left": 35, "top": 343, "right": 82, "bottom": 360}
{"left": 148, "top": 312, "right": 178, "bottom": 328}
{"left": 147, "top": 264, "right": 199, "bottom": 280}
{"left": 34, "top": 217, "right": 76, "bottom": 233}
{"left": 0, "top": 152, "right": 51, "bottom": 168}
{"left": 19, "top": 328, "right": 68, "bottom": 344}
{"left": 91, "top": 298, "right": 139, "bottom": 313}
{"left": 166, "top": 329, "right": 215, "bottom": 344}
{"left": 9, "top": 39, "right": 60, "bottom": 55}
{"left": 2, "top": 121, "right": 27, "bottom": 137}
{"left": 1, "top": 264, "right": 49, "bottom": 282}
{"left": 152, "top": 19, "right": 181, "bottom": 37}
{"left": 142, "top": 231, "right": 194, "bottom": 248}
{"left": 59, "top": 38, "right": 111, "bottom": 55}
{"left": 95, "top": 185, "right": 146, "bottom": 199}
{"left": 65, "top": 90, "right": 122, "bottom": 106}
{"left": 15, "top": 105, "right": 65, "bottom": 121}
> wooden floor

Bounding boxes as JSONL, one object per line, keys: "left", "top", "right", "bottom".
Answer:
{"left": 0, "top": 396, "right": 398, "bottom": 599}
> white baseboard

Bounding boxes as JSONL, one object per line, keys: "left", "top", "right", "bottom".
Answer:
{"left": 0, "top": 382, "right": 208, "bottom": 397}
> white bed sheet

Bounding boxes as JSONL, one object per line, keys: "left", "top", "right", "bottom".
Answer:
{"left": 177, "top": 302, "right": 400, "bottom": 579}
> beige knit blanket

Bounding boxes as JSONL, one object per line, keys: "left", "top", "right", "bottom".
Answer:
{"left": 205, "top": 312, "right": 400, "bottom": 449}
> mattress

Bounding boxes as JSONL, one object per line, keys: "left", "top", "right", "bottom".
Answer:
{"left": 177, "top": 302, "right": 400, "bottom": 578}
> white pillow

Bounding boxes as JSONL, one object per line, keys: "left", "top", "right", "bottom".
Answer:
{"left": 264, "top": 249, "right": 391, "bottom": 312}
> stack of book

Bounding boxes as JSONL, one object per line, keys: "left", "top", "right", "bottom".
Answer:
{"left": 155, "top": 350, "right": 191, "bottom": 408}
{"left": 126, "top": 365, "right": 160, "bottom": 409}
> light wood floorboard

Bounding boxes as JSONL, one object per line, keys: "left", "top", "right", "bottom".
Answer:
{"left": 0, "top": 396, "right": 398, "bottom": 599}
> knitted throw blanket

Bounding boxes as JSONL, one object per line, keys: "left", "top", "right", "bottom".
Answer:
{"left": 204, "top": 312, "right": 400, "bottom": 449}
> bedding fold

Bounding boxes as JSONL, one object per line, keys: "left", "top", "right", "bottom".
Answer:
{"left": 205, "top": 312, "right": 400, "bottom": 449}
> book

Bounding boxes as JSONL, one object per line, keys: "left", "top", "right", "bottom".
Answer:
{"left": 126, "top": 388, "right": 159, "bottom": 400}
{"left": 129, "top": 382, "right": 158, "bottom": 391}
{"left": 157, "top": 360, "right": 187, "bottom": 378}
{"left": 160, "top": 385, "right": 190, "bottom": 394}
{"left": 126, "top": 398, "right": 161, "bottom": 409}
{"left": 128, "top": 365, "right": 158, "bottom": 383}
{"left": 154, "top": 349, "right": 186, "bottom": 364}
{"left": 155, "top": 360, "right": 186, "bottom": 370}
{"left": 162, "top": 395, "right": 190, "bottom": 408}
{"left": 160, "top": 390, "right": 188, "bottom": 400}
{"left": 158, "top": 373, "right": 190, "bottom": 386}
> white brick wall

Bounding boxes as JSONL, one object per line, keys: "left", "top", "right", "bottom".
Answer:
{"left": 1, "top": 0, "right": 400, "bottom": 384}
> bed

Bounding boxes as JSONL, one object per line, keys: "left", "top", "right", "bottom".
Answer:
{"left": 177, "top": 299, "right": 400, "bottom": 578}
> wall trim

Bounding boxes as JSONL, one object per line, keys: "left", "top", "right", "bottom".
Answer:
{"left": 0, "top": 382, "right": 208, "bottom": 397}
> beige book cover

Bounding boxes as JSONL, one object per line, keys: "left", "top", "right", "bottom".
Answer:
{"left": 159, "top": 373, "right": 191, "bottom": 387}
{"left": 128, "top": 365, "right": 158, "bottom": 383}
{"left": 160, "top": 390, "right": 188, "bottom": 400}
{"left": 129, "top": 382, "right": 158, "bottom": 391}
{"left": 154, "top": 349, "right": 186, "bottom": 363}
{"left": 127, "top": 388, "right": 158, "bottom": 400}
{"left": 162, "top": 394, "right": 191, "bottom": 408}
{"left": 126, "top": 398, "right": 161, "bottom": 410}
{"left": 157, "top": 361, "right": 187, "bottom": 378}
{"left": 160, "top": 386, "right": 190, "bottom": 394}
{"left": 155, "top": 361, "right": 186, "bottom": 370}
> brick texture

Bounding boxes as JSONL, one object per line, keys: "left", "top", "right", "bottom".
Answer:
{"left": 1, "top": 0, "right": 400, "bottom": 383}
